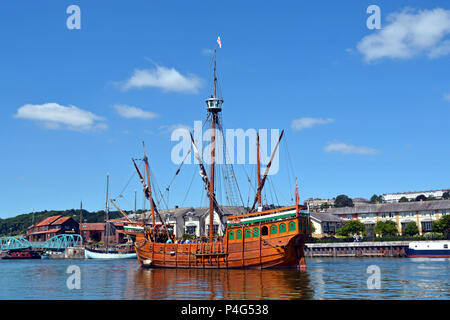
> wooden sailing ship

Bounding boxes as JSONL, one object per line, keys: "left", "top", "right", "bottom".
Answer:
{"left": 123, "top": 45, "right": 311, "bottom": 269}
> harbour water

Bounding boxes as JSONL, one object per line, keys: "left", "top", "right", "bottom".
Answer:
{"left": 0, "top": 257, "right": 449, "bottom": 299}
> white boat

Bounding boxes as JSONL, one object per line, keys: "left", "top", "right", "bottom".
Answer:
{"left": 85, "top": 248, "right": 136, "bottom": 259}
{"left": 406, "top": 241, "right": 450, "bottom": 258}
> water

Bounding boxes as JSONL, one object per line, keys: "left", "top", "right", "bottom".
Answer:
{"left": 0, "top": 257, "right": 449, "bottom": 299}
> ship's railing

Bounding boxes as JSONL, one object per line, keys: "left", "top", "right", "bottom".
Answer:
{"left": 227, "top": 205, "right": 308, "bottom": 223}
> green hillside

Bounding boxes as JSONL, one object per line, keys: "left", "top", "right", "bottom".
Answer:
{"left": 0, "top": 209, "right": 146, "bottom": 236}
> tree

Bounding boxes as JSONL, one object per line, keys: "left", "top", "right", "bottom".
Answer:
{"left": 334, "top": 195, "right": 354, "bottom": 208}
{"left": 403, "top": 222, "right": 419, "bottom": 236}
{"left": 415, "top": 194, "right": 427, "bottom": 202}
{"left": 398, "top": 196, "right": 409, "bottom": 203}
{"left": 432, "top": 215, "right": 450, "bottom": 236}
{"left": 443, "top": 191, "right": 450, "bottom": 200}
{"left": 374, "top": 220, "right": 398, "bottom": 236}
{"left": 336, "top": 220, "right": 365, "bottom": 236}
{"left": 320, "top": 202, "right": 330, "bottom": 210}
{"left": 370, "top": 194, "right": 383, "bottom": 204}
{"left": 310, "top": 221, "right": 316, "bottom": 234}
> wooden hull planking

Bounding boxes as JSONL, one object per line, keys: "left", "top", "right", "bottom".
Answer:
{"left": 132, "top": 215, "right": 309, "bottom": 269}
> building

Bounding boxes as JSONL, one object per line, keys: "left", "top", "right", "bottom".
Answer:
{"left": 382, "top": 189, "right": 450, "bottom": 203}
{"left": 353, "top": 198, "right": 370, "bottom": 206}
{"left": 326, "top": 200, "right": 450, "bottom": 235}
{"left": 310, "top": 212, "right": 343, "bottom": 237}
{"left": 79, "top": 220, "right": 127, "bottom": 245}
{"left": 304, "top": 198, "right": 335, "bottom": 212}
{"left": 27, "top": 215, "right": 79, "bottom": 241}
{"left": 137, "top": 206, "right": 247, "bottom": 239}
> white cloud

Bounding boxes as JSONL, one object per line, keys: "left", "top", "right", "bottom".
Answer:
{"left": 121, "top": 65, "right": 202, "bottom": 93}
{"left": 324, "top": 142, "right": 379, "bottom": 155}
{"left": 291, "top": 117, "right": 334, "bottom": 131}
{"left": 356, "top": 8, "right": 450, "bottom": 62}
{"left": 14, "top": 103, "right": 106, "bottom": 131}
{"left": 202, "top": 48, "right": 214, "bottom": 56}
{"left": 443, "top": 93, "right": 450, "bottom": 101}
{"left": 114, "top": 104, "right": 158, "bottom": 119}
{"left": 158, "top": 124, "right": 192, "bottom": 136}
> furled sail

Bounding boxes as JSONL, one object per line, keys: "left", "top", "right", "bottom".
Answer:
{"left": 190, "top": 132, "right": 224, "bottom": 219}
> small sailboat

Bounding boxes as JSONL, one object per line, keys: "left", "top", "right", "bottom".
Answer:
{"left": 85, "top": 248, "right": 136, "bottom": 259}
{"left": 85, "top": 174, "right": 136, "bottom": 259}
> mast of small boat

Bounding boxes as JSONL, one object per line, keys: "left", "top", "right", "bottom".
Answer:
{"left": 142, "top": 141, "right": 156, "bottom": 232}
{"left": 105, "top": 173, "right": 110, "bottom": 251}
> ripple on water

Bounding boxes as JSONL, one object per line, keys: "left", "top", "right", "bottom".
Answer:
{"left": 0, "top": 257, "right": 449, "bottom": 300}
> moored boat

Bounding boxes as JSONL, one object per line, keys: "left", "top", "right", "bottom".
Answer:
{"left": 1, "top": 250, "right": 42, "bottom": 260}
{"left": 406, "top": 241, "right": 450, "bottom": 258}
{"left": 85, "top": 248, "right": 136, "bottom": 259}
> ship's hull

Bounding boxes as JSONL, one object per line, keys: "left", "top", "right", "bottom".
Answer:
{"left": 133, "top": 214, "right": 309, "bottom": 269}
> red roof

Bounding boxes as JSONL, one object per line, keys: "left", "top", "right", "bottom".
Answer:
{"left": 52, "top": 216, "right": 71, "bottom": 225}
{"left": 35, "top": 215, "right": 62, "bottom": 227}
{"left": 80, "top": 223, "right": 105, "bottom": 231}
{"left": 28, "top": 229, "right": 60, "bottom": 235}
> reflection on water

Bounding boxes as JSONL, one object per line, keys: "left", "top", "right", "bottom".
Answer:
{"left": 125, "top": 268, "right": 313, "bottom": 300}
{"left": 0, "top": 257, "right": 449, "bottom": 299}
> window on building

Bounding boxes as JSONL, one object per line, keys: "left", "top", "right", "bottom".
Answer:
{"left": 237, "top": 230, "right": 243, "bottom": 239}
{"left": 253, "top": 228, "right": 259, "bottom": 237}
{"left": 279, "top": 223, "right": 287, "bottom": 233}
{"left": 347, "top": 215, "right": 352, "bottom": 220}
{"left": 361, "top": 214, "right": 367, "bottom": 219}
{"left": 421, "top": 211, "right": 427, "bottom": 216}
{"left": 442, "top": 210, "right": 447, "bottom": 215}
{"left": 389, "top": 213, "right": 395, "bottom": 218}
{"left": 245, "top": 229, "right": 252, "bottom": 239}
{"left": 228, "top": 231, "right": 235, "bottom": 240}
{"left": 401, "top": 212, "right": 407, "bottom": 217}
{"left": 186, "top": 226, "right": 196, "bottom": 235}
{"left": 429, "top": 211, "right": 435, "bottom": 216}
{"left": 409, "top": 212, "right": 415, "bottom": 217}
{"left": 421, "top": 221, "right": 433, "bottom": 232}
{"left": 381, "top": 213, "right": 386, "bottom": 218}
{"left": 369, "top": 213, "right": 375, "bottom": 218}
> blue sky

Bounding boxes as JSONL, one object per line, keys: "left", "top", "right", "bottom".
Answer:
{"left": 1, "top": 0, "right": 449, "bottom": 218}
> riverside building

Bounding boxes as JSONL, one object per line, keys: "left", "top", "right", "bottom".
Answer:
{"left": 326, "top": 200, "right": 450, "bottom": 235}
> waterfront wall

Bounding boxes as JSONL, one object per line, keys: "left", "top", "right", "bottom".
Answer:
{"left": 305, "top": 241, "right": 409, "bottom": 257}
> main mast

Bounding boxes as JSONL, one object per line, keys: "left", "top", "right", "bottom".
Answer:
{"left": 205, "top": 49, "right": 223, "bottom": 243}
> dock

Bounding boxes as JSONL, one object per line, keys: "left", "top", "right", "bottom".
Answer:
{"left": 305, "top": 241, "right": 409, "bottom": 257}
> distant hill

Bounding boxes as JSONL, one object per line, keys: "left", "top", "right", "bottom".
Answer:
{"left": 0, "top": 209, "right": 146, "bottom": 236}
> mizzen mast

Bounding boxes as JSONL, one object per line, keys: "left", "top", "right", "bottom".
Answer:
{"left": 257, "top": 133, "right": 262, "bottom": 209}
